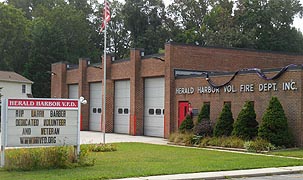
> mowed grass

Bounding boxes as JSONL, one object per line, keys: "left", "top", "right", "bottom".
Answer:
{"left": 1, "top": 143, "right": 303, "bottom": 180}
{"left": 269, "top": 148, "right": 303, "bottom": 158}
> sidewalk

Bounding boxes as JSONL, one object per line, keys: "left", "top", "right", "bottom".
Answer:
{"left": 80, "top": 132, "right": 303, "bottom": 180}
{"left": 115, "top": 166, "right": 303, "bottom": 180}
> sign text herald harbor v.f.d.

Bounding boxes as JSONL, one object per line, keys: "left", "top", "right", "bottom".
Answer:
{"left": 1, "top": 98, "right": 81, "bottom": 167}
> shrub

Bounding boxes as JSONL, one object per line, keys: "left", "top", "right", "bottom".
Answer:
{"left": 168, "top": 132, "right": 194, "bottom": 145}
{"left": 4, "top": 146, "right": 95, "bottom": 171}
{"left": 179, "top": 115, "right": 194, "bottom": 133}
{"left": 232, "top": 101, "right": 258, "bottom": 140}
{"left": 258, "top": 97, "right": 294, "bottom": 147}
{"left": 199, "top": 136, "right": 212, "bottom": 147}
{"left": 244, "top": 137, "right": 275, "bottom": 152}
{"left": 81, "top": 143, "right": 117, "bottom": 152}
{"left": 213, "top": 103, "right": 234, "bottom": 137}
{"left": 197, "top": 103, "right": 210, "bottom": 123}
{"left": 209, "top": 136, "right": 244, "bottom": 148}
{"left": 193, "top": 118, "right": 213, "bottom": 137}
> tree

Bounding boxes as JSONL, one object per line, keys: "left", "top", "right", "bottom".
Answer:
{"left": 122, "top": 0, "right": 167, "bottom": 55}
{"left": 167, "top": 0, "right": 210, "bottom": 45}
{"left": 234, "top": 0, "right": 303, "bottom": 52}
{"left": 258, "top": 97, "right": 294, "bottom": 147}
{"left": 179, "top": 115, "right": 194, "bottom": 133}
{"left": 107, "top": 0, "right": 131, "bottom": 59}
{"left": 232, "top": 101, "right": 258, "bottom": 140}
{"left": 0, "top": 3, "right": 30, "bottom": 73}
{"left": 214, "top": 103, "right": 234, "bottom": 137}
{"left": 197, "top": 103, "right": 210, "bottom": 123}
{"left": 23, "top": 18, "right": 67, "bottom": 98}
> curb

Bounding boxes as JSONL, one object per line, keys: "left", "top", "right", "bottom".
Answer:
{"left": 115, "top": 166, "right": 303, "bottom": 180}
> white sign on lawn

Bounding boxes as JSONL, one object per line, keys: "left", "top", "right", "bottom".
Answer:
{"left": 1, "top": 98, "right": 81, "bottom": 167}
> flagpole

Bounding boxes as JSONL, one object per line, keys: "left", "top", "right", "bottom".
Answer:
{"left": 103, "top": 11, "right": 107, "bottom": 145}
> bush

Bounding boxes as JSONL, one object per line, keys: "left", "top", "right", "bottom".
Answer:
{"left": 81, "top": 143, "right": 117, "bottom": 152}
{"left": 4, "top": 146, "right": 94, "bottom": 171}
{"left": 199, "top": 136, "right": 212, "bottom": 147}
{"left": 258, "top": 97, "right": 294, "bottom": 147}
{"left": 214, "top": 103, "right": 234, "bottom": 137}
{"left": 232, "top": 101, "right": 258, "bottom": 140}
{"left": 2, "top": 144, "right": 113, "bottom": 171}
{"left": 193, "top": 118, "right": 213, "bottom": 137}
{"left": 179, "top": 115, "right": 194, "bottom": 133}
{"left": 197, "top": 103, "right": 210, "bottom": 123}
{"left": 244, "top": 138, "right": 275, "bottom": 152}
{"left": 209, "top": 136, "right": 244, "bottom": 148}
{"left": 168, "top": 132, "right": 194, "bottom": 146}
{"left": 199, "top": 136, "right": 244, "bottom": 148}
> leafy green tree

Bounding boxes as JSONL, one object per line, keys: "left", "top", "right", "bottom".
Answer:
{"left": 122, "top": 0, "right": 167, "bottom": 55}
{"left": 197, "top": 103, "right": 210, "bottom": 123}
{"left": 107, "top": 0, "right": 131, "bottom": 59}
{"left": 258, "top": 97, "right": 294, "bottom": 147}
{"left": 234, "top": 0, "right": 303, "bottom": 52}
{"left": 179, "top": 115, "right": 194, "bottom": 133}
{"left": 23, "top": 18, "right": 67, "bottom": 98}
{"left": 167, "top": 0, "right": 210, "bottom": 45}
{"left": 0, "top": 3, "right": 30, "bottom": 73}
{"left": 232, "top": 101, "right": 258, "bottom": 140}
{"left": 214, "top": 103, "right": 234, "bottom": 137}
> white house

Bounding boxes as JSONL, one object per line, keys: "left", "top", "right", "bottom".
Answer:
{"left": 0, "top": 71, "right": 33, "bottom": 99}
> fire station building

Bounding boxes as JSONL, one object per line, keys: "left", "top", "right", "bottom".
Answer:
{"left": 51, "top": 43, "right": 303, "bottom": 145}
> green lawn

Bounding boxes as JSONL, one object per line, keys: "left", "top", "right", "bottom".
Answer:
{"left": 269, "top": 148, "right": 303, "bottom": 158}
{"left": 1, "top": 143, "right": 303, "bottom": 180}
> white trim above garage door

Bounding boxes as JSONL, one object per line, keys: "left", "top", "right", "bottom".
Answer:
{"left": 114, "top": 80, "right": 130, "bottom": 134}
{"left": 144, "top": 77, "right": 164, "bottom": 137}
{"left": 89, "top": 82, "right": 102, "bottom": 131}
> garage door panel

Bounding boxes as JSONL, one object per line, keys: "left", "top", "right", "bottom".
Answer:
{"left": 89, "top": 82, "right": 102, "bottom": 132}
{"left": 114, "top": 80, "right": 130, "bottom": 134}
{"left": 68, "top": 84, "right": 79, "bottom": 99}
{"left": 144, "top": 77, "right": 164, "bottom": 137}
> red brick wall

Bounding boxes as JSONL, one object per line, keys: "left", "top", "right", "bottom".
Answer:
{"left": 174, "top": 70, "right": 303, "bottom": 146}
{"left": 166, "top": 43, "right": 303, "bottom": 72}
{"left": 51, "top": 43, "right": 303, "bottom": 142}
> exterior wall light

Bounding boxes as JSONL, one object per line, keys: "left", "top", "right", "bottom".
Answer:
{"left": 79, "top": 96, "right": 87, "bottom": 104}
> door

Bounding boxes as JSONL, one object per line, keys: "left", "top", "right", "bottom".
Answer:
{"left": 89, "top": 82, "right": 102, "bottom": 131}
{"left": 178, "top": 101, "right": 189, "bottom": 127}
{"left": 144, "top": 77, "right": 164, "bottom": 137}
{"left": 114, "top": 80, "right": 130, "bottom": 134}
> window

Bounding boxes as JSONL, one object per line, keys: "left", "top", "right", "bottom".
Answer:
{"left": 22, "top": 85, "right": 26, "bottom": 93}
{"left": 124, "top": 108, "right": 129, "bottom": 114}
{"left": 224, "top": 101, "right": 231, "bottom": 108}
{"left": 203, "top": 102, "right": 210, "bottom": 117}
{"left": 98, "top": 108, "right": 102, "bottom": 113}
{"left": 249, "top": 101, "right": 254, "bottom": 107}
{"left": 162, "top": 109, "right": 165, "bottom": 115}
{"left": 155, "top": 109, "right": 161, "bottom": 115}
{"left": 93, "top": 108, "right": 97, "bottom": 113}
{"left": 118, "top": 108, "right": 123, "bottom": 114}
{"left": 149, "top": 109, "right": 154, "bottom": 115}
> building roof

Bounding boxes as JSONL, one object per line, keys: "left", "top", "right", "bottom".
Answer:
{"left": 0, "top": 71, "right": 33, "bottom": 84}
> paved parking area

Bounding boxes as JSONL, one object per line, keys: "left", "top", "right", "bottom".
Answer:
{"left": 80, "top": 131, "right": 167, "bottom": 145}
